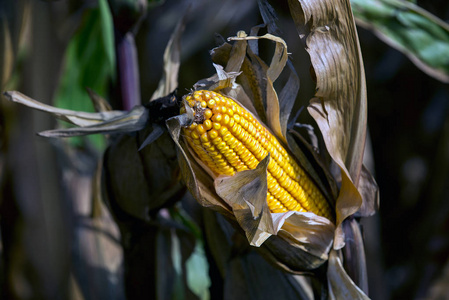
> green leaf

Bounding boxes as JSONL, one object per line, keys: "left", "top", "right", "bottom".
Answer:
{"left": 170, "top": 207, "right": 210, "bottom": 300}
{"left": 53, "top": 0, "right": 115, "bottom": 149}
{"left": 186, "top": 243, "right": 210, "bottom": 300}
{"left": 351, "top": 0, "right": 449, "bottom": 83}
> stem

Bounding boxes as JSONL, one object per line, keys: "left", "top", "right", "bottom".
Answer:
{"left": 115, "top": 31, "right": 141, "bottom": 110}
{"left": 342, "top": 217, "right": 369, "bottom": 294}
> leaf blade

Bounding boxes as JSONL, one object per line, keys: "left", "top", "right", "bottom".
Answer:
{"left": 351, "top": 0, "right": 449, "bottom": 83}
{"left": 288, "top": 0, "right": 368, "bottom": 248}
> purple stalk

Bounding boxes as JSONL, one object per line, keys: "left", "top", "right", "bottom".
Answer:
{"left": 116, "top": 32, "right": 141, "bottom": 110}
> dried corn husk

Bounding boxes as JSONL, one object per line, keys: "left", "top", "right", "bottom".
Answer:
{"left": 166, "top": 32, "right": 339, "bottom": 271}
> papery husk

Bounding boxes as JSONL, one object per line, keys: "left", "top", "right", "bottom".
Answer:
{"left": 354, "top": 165, "right": 379, "bottom": 217}
{"left": 227, "top": 33, "right": 287, "bottom": 144}
{"left": 210, "top": 33, "right": 336, "bottom": 204}
{"left": 167, "top": 42, "right": 336, "bottom": 270}
{"left": 168, "top": 118, "right": 334, "bottom": 270}
{"left": 288, "top": 0, "right": 379, "bottom": 249}
{"left": 202, "top": 210, "right": 315, "bottom": 299}
{"left": 286, "top": 0, "right": 378, "bottom": 296}
{"left": 327, "top": 250, "right": 370, "bottom": 299}
{"left": 210, "top": 38, "right": 259, "bottom": 117}
{"left": 214, "top": 155, "right": 276, "bottom": 245}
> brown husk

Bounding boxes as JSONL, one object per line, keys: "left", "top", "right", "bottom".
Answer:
{"left": 167, "top": 33, "right": 337, "bottom": 271}
{"left": 288, "top": 0, "right": 379, "bottom": 249}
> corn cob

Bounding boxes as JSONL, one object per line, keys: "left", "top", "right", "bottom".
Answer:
{"left": 180, "top": 90, "right": 333, "bottom": 220}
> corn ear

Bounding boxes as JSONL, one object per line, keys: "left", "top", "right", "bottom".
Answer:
{"left": 180, "top": 90, "right": 333, "bottom": 220}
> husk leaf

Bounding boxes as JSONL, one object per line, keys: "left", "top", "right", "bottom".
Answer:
{"left": 214, "top": 155, "right": 276, "bottom": 246}
{"left": 288, "top": 0, "right": 373, "bottom": 249}
{"left": 229, "top": 33, "right": 289, "bottom": 144}
{"left": 354, "top": 164, "right": 379, "bottom": 217}
{"left": 327, "top": 250, "right": 370, "bottom": 299}
{"left": 169, "top": 80, "right": 335, "bottom": 271}
{"left": 166, "top": 115, "right": 233, "bottom": 217}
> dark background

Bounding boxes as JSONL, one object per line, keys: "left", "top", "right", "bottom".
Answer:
{"left": 1, "top": 0, "right": 449, "bottom": 299}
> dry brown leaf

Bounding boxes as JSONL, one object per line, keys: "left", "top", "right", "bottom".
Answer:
{"left": 150, "top": 12, "right": 186, "bottom": 101}
{"left": 229, "top": 33, "right": 289, "bottom": 143}
{"left": 327, "top": 250, "right": 370, "bottom": 299}
{"left": 288, "top": 0, "right": 369, "bottom": 248}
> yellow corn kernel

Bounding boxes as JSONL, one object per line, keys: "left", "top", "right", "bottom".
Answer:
{"left": 181, "top": 90, "right": 333, "bottom": 220}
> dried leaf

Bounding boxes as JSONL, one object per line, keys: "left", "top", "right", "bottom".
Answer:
{"left": 237, "top": 46, "right": 270, "bottom": 123}
{"left": 259, "top": 231, "right": 329, "bottom": 272}
{"left": 3, "top": 91, "right": 123, "bottom": 127}
{"left": 86, "top": 87, "right": 113, "bottom": 112}
{"left": 287, "top": 131, "right": 339, "bottom": 203}
{"left": 274, "top": 212, "right": 334, "bottom": 259}
{"left": 215, "top": 155, "right": 275, "bottom": 246}
{"left": 223, "top": 40, "right": 262, "bottom": 118}
{"left": 38, "top": 105, "right": 148, "bottom": 137}
{"left": 288, "top": 0, "right": 367, "bottom": 248}
{"left": 243, "top": 34, "right": 299, "bottom": 145}
{"left": 257, "top": 0, "right": 281, "bottom": 37}
{"left": 220, "top": 30, "right": 299, "bottom": 157}
{"left": 229, "top": 34, "right": 288, "bottom": 82}
{"left": 327, "top": 250, "right": 369, "bottom": 299}
{"left": 138, "top": 123, "right": 165, "bottom": 151}
{"left": 150, "top": 10, "right": 186, "bottom": 101}
{"left": 166, "top": 115, "right": 233, "bottom": 217}
{"left": 193, "top": 63, "right": 241, "bottom": 91}
{"left": 229, "top": 33, "right": 289, "bottom": 143}
{"left": 278, "top": 61, "right": 300, "bottom": 139}
{"left": 167, "top": 102, "right": 335, "bottom": 270}
{"left": 224, "top": 31, "right": 247, "bottom": 74}
{"left": 354, "top": 164, "right": 379, "bottom": 217}
{"left": 3, "top": 90, "right": 149, "bottom": 137}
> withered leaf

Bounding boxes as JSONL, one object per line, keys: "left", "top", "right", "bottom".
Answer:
{"left": 288, "top": 0, "right": 371, "bottom": 248}
{"left": 327, "top": 250, "right": 369, "bottom": 299}
{"left": 150, "top": 11, "right": 186, "bottom": 101}
{"left": 229, "top": 34, "right": 289, "bottom": 143}
{"left": 215, "top": 155, "right": 275, "bottom": 246}
{"left": 2, "top": 90, "right": 149, "bottom": 137}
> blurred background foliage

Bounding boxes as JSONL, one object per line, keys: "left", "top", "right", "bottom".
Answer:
{"left": 0, "top": 0, "right": 449, "bottom": 299}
